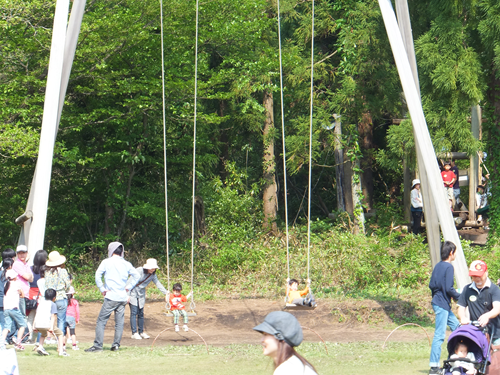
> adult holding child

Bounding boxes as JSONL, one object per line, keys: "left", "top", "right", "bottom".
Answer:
{"left": 85, "top": 242, "right": 139, "bottom": 352}
{"left": 12, "top": 245, "right": 33, "bottom": 326}
{"left": 253, "top": 311, "right": 318, "bottom": 375}
{"left": 44, "top": 251, "right": 71, "bottom": 335}
{"left": 127, "top": 258, "right": 168, "bottom": 340}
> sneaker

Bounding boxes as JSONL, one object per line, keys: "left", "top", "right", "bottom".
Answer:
{"left": 15, "top": 343, "right": 25, "bottom": 351}
{"left": 37, "top": 347, "right": 49, "bottom": 356}
{"left": 67, "top": 338, "right": 72, "bottom": 344}
{"left": 183, "top": 325, "right": 189, "bottom": 332}
{"left": 140, "top": 332, "right": 150, "bottom": 339}
{"left": 429, "top": 367, "right": 441, "bottom": 375}
{"left": 110, "top": 345, "right": 119, "bottom": 352}
{"left": 174, "top": 325, "right": 179, "bottom": 332}
{"left": 32, "top": 343, "right": 40, "bottom": 351}
{"left": 84, "top": 346, "right": 103, "bottom": 353}
{"left": 44, "top": 337, "right": 56, "bottom": 345}
{"left": 131, "top": 332, "right": 142, "bottom": 340}
{"left": 72, "top": 345, "right": 80, "bottom": 351}
{"left": 59, "top": 351, "right": 70, "bottom": 357}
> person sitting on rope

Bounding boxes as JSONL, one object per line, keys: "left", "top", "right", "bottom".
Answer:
{"left": 286, "top": 279, "right": 316, "bottom": 307}
{"left": 168, "top": 283, "right": 192, "bottom": 332}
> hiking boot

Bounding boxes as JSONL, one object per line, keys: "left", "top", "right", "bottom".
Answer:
{"left": 84, "top": 346, "right": 103, "bottom": 353}
{"left": 131, "top": 332, "right": 142, "bottom": 340}
{"left": 174, "top": 325, "right": 179, "bottom": 332}
{"left": 37, "top": 346, "right": 49, "bottom": 356}
{"left": 183, "top": 325, "right": 189, "bottom": 332}
{"left": 429, "top": 367, "right": 441, "bottom": 375}
{"left": 140, "top": 332, "right": 150, "bottom": 339}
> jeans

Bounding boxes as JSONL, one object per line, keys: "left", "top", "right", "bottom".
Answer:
{"left": 3, "top": 309, "right": 27, "bottom": 331}
{"left": 0, "top": 307, "right": 4, "bottom": 331}
{"left": 129, "top": 303, "right": 144, "bottom": 334}
{"left": 56, "top": 299, "right": 68, "bottom": 334}
{"left": 429, "top": 303, "right": 460, "bottom": 367}
{"left": 412, "top": 210, "right": 423, "bottom": 235}
{"left": 93, "top": 299, "right": 127, "bottom": 349}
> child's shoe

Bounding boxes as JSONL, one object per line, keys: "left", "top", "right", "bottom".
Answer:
{"left": 140, "top": 332, "right": 150, "bottom": 339}
{"left": 131, "top": 332, "right": 142, "bottom": 340}
{"left": 72, "top": 345, "right": 80, "bottom": 351}
{"left": 59, "top": 351, "right": 70, "bottom": 357}
{"left": 15, "top": 343, "right": 25, "bottom": 351}
{"left": 36, "top": 346, "right": 49, "bottom": 356}
{"left": 183, "top": 325, "right": 189, "bottom": 332}
{"left": 174, "top": 325, "right": 180, "bottom": 332}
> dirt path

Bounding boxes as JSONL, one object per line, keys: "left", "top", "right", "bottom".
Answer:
{"left": 76, "top": 298, "right": 429, "bottom": 347}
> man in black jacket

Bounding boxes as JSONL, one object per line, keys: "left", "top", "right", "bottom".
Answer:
{"left": 428, "top": 241, "right": 461, "bottom": 375}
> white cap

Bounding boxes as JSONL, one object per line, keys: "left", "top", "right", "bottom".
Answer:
{"left": 412, "top": 179, "right": 421, "bottom": 188}
{"left": 16, "top": 244, "right": 28, "bottom": 252}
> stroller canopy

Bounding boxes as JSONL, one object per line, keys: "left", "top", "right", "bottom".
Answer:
{"left": 447, "top": 325, "right": 490, "bottom": 363}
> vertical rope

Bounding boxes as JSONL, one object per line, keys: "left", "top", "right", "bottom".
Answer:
{"left": 190, "top": 0, "right": 200, "bottom": 303}
{"left": 277, "top": 0, "right": 290, "bottom": 282}
{"left": 160, "top": 0, "right": 170, "bottom": 292}
{"left": 306, "top": 0, "right": 315, "bottom": 282}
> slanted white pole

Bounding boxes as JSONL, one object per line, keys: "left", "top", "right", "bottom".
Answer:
{"left": 395, "top": 0, "right": 441, "bottom": 268}
{"left": 378, "top": 0, "right": 470, "bottom": 288}
{"left": 25, "top": 0, "right": 71, "bottom": 259}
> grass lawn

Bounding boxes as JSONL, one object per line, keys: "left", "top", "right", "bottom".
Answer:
{"left": 14, "top": 340, "right": 433, "bottom": 374}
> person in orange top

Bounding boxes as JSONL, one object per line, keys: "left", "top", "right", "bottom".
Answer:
{"left": 168, "top": 283, "right": 192, "bottom": 332}
{"left": 286, "top": 279, "right": 316, "bottom": 307}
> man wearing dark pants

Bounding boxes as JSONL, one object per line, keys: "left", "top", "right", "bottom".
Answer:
{"left": 428, "top": 241, "right": 461, "bottom": 375}
{"left": 85, "top": 242, "right": 139, "bottom": 352}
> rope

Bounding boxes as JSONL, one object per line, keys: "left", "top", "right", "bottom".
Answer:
{"left": 160, "top": 0, "right": 170, "bottom": 291}
{"left": 276, "top": 0, "right": 290, "bottom": 282}
{"left": 306, "top": 0, "right": 315, "bottom": 282}
{"left": 189, "top": 0, "right": 200, "bottom": 306}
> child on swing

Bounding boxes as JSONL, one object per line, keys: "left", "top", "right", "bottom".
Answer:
{"left": 286, "top": 279, "right": 316, "bottom": 307}
{"left": 168, "top": 283, "right": 192, "bottom": 332}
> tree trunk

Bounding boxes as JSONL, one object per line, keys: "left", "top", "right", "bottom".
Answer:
{"left": 333, "top": 114, "right": 345, "bottom": 212}
{"left": 218, "top": 100, "right": 230, "bottom": 182}
{"left": 343, "top": 155, "right": 354, "bottom": 215}
{"left": 194, "top": 196, "right": 206, "bottom": 238}
{"left": 352, "top": 158, "right": 365, "bottom": 234}
{"left": 358, "top": 112, "right": 374, "bottom": 212}
{"left": 262, "top": 90, "right": 278, "bottom": 233}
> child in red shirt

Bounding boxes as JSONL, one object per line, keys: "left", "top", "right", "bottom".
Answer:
{"left": 441, "top": 161, "right": 456, "bottom": 209}
{"left": 168, "top": 283, "right": 192, "bottom": 332}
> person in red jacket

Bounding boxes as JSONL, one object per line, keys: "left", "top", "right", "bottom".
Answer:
{"left": 441, "top": 161, "right": 456, "bottom": 209}
{"left": 168, "top": 283, "right": 192, "bottom": 332}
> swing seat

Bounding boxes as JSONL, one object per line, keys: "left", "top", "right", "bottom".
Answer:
{"left": 284, "top": 303, "right": 317, "bottom": 311}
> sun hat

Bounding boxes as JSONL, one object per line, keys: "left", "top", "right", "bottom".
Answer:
{"left": 469, "top": 260, "right": 487, "bottom": 277}
{"left": 412, "top": 179, "right": 420, "bottom": 188}
{"left": 143, "top": 258, "right": 159, "bottom": 270}
{"left": 16, "top": 244, "right": 28, "bottom": 253}
{"left": 253, "top": 311, "right": 303, "bottom": 347}
{"left": 108, "top": 242, "right": 124, "bottom": 258}
{"left": 6, "top": 269, "right": 18, "bottom": 279}
{"left": 66, "top": 286, "right": 76, "bottom": 295}
{"left": 45, "top": 251, "right": 66, "bottom": 267}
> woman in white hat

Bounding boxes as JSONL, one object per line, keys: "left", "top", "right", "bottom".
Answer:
{"left": 254, "top": 311, "right": 318, "bottom": 374}
{"left": 411, "top": 178, "right": 424, "bottom": 235}
{"left": 127, "top": 258, "right": 168, "bottom": 339}
{"left": 44, "top": 251, "right": 71, "bottom": 343}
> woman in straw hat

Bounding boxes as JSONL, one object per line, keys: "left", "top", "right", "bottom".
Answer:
{"left": 127, "top": 258, "right": 168, "bottom": 339}
{"left": 253, "top": 311, "right": 318, "bottom": 374}
{"left": 44, "top": 251, "right": 71, "bottom": 340}
{"left": 411, "top": 178, "right": 423, "bottom": 235}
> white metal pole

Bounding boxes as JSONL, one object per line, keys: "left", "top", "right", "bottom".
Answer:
{"left": 378, "top": 0, "right": 470, "bottom": 288}
{"left": 26, "top": 0, "right": 71, "bottom": 258}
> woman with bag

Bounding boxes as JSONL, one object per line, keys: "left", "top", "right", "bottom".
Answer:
{"left": 44, "top": 251, "right": 71, "bottom": 334}
{"left": 26, "top": 250, "right": 48, "bottom": 342}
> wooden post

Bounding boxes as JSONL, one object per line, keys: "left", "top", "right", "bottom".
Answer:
{"left": 333, "top": 114, "right": 346, "bottom": 212}
{"left": 469, "top": 105, "right": 481, "bottom": 222}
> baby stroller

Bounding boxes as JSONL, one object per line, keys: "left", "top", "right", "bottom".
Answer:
{"left": 442, "top": 323, "right": 494, "bottom": 375}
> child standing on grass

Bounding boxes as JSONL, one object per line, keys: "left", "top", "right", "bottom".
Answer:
{"left": 64, "top": 286, "right": 80, "bottom": 350}
{"left": 168, "top": 283, "right": 192, "bottom": 332}
{"left": 1, "top": 269, "right": 27, "bottom": 351}
{"left": 286, "top": 279, "right": 316, "bottom": 307}
{"left": 33, "top": 288, "right": 68, "bottom": 356}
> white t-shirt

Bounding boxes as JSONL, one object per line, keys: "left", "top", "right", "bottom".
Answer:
{"left": 274, "top": 355, "right": 317, "bottom": 375}
{"left": 37, "top": 278, "right": 46, "bottom": 297}
{"left": 3, "top": 281, "right": 21, "bottom": 310}
{"left": 34, "top": 299, "right": 57, "bottom": 329}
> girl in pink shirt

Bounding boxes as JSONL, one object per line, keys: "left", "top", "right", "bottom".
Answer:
{"left": 64, "top": 286, "right": 80, "bottom": 350}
